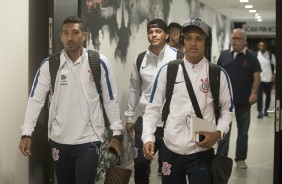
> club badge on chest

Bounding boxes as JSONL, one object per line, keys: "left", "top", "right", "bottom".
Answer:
{"left": 200, "top": 77, "right": 210, "bottom": 94}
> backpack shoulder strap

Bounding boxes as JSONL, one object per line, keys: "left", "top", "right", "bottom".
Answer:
{"left": 176, "top": 50, "right": 184, "bottom": 60}
{"left": 88, "top": 50, "right": 101, "bottom": 95}
{"left": 88, "top": 50, "right": 109, "bottom": 127}
{"left": 162, "top": 59, "right": 182, "bottom": 127}
{"left": 136, "top": 51, "right": 146, "bottom": 82}
{"left": 49, "top": 52, "right": 61, "bottom": 94}
{"left": 209, "top": 62, "right": 221, "bottom": 125}
{"left": 269, "top": 51, "right": 275, "bottom": 74}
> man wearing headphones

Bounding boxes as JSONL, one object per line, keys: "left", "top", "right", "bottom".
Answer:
{"left": 142, "top": 17, "right": 234, "bottom": 183}
{"left": 168, "top": 22, "right": 184, "bottom": 52}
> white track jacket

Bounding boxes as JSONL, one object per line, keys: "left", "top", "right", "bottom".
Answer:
{"left": 125, "top": 45, "right": 180, "bottom": 126}
{"left": 21, "top": 49, "right": 123, "bottom": 143}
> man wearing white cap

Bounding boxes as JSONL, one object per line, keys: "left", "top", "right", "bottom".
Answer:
{"left": 142, "top": 17, "right": 234, "bottom": 183}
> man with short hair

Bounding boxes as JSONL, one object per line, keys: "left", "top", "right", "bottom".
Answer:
{"left": 125, "top": 18, "right": 181, "bottom": 184}
{"left": 256, "top": 40, "right": 276, "bottom": 118}
{"left": 217, "top": 28, "right": 261, "bottom": 169}
{"left": 142, "top": 17, "right": 234, "bottom": 184}
{"left": 19, "top": 16, "right": 123, "bottom": 184}
{"left": 168, "top": 22, "right": 184, "bottom": 52}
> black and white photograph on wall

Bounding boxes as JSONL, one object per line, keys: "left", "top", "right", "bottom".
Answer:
{"left": 80, "top": 0, "right": 171, "bottom": 62}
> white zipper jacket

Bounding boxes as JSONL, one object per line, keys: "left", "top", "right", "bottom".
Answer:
{"left": 142, "top": 57, "right": 234, "bottom": 155}
{"left": 125, "top": 45, "right": 180, "bottom": 126}
{"left": 21, "top": 49, "right": 123, "bottom": 142}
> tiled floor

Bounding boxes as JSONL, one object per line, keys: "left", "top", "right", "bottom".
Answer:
{"left": 98, "top": 92, "right": 275, "bottom": 184}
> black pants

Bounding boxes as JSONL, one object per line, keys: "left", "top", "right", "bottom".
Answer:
{"left": 133, "top": 116, "right": 163, "bottom": 184}
{"left": 49, "top": 139, "right": 101, "bottom": 184}
{"left": 161, "top": 144, "right": 213, "bottom": 184}
{"left": 257, "top": 81, "right": 272, "bottom": 113}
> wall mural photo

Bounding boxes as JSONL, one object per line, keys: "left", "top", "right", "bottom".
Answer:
{"left": 81, "top": 0, "right": 171, "bottom": 62}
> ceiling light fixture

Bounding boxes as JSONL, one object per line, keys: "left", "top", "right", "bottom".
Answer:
{"left": 249, "top": 9, "right": 256, "bottom": 13}
{"left": 257, "top": 18, "right": 263, "bottom": 22}
{"left": 240, "top": 0, "right": 249, "bottom": 3}
{"left": 245, "top": 5, "right": 253, "bottom": 9}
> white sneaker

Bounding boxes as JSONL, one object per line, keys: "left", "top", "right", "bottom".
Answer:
{"left": 237, "top": 160, "right": 247, "bottom": 169}
{"left": 267, "top": 109, "right": 275, "bottom": 114}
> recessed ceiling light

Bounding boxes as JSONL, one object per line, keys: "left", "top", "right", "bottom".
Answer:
{"left": 255, "top": 15, "right": 262, "bottom": 19}
{"left": 255, "top": 13, "right": 259, "bottom": 16}
{"left": 240, "top": 0, "right": 249, "bottom": 2}
{"left": 257, "top": 18, "right": 263, "bottom": 22}
{"left": 245, "top": 5, "right": 253, "bottom": 9}
{"left": 249, "top": 9, "right": 257, "bottom": 13}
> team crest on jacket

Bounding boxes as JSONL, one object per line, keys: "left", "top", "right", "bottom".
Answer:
{"left": 88, "top": 69, "right": 94, "bottom": 82}
{"left": 60, "top": 74, "right": 67, "bottom": 86}
{"left": 200, "top": 77, "right": 210, "bottom": 94}
{"left": 162, "top": 162, "right": 172, "bottom": 176}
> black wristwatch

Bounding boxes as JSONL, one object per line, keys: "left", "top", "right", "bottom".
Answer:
{"left": 112, "top": 134, "right": 123, "bottom": 141}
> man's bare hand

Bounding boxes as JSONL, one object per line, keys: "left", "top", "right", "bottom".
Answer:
{"left": 249, "top": 93, "right": 258, "bottom": 105}
{"left": 197, "top": 130, "right": 221, "bottom": 149}
{"left": 19, "top": 137, "right": 32, "bottom": 156}
{"left": 143, "top": 142, "right": 155, "bottom": 160}
{"left": 107, "top": 137, "right": 122, "bottom": 156}
{"left": 126, "top": 122, "right": 134, "bottom": 137}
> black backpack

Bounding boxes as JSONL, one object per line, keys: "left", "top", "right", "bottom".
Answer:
{"left": 136, "top": 50, "right": 184, "bottom": 82}
{"left": 48, "top": 50, "right": 109, "bottom": 127}
{"left": 161, "top": 59, "right": 221, "bottom": 127}
{"left": 269, "top": 52, "right": 275, "bottom": 74}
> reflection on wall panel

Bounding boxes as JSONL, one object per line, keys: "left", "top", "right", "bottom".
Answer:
{"left": 29, "top": 0, "right": 51, "bottom": 183}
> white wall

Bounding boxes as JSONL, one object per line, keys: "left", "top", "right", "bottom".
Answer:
{"left": 0, "top": 1, "right": 29, "bottom": 184}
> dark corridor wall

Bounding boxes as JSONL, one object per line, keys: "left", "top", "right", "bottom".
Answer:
{"left": 29, "top": 0, "right": 50, "bottom": 183}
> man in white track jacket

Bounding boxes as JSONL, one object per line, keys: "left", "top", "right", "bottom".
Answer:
{"left": 19, "top": 16, "right": 123, "bottom": 184}
{"left": 142, "top": 17, "right": 234, "bottom": 184}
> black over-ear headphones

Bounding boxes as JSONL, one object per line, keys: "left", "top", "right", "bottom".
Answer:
{"left": 179, "top": 32, "right": 184, "bottom": 46}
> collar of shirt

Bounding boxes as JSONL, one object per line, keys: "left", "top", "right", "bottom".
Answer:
{"left": 148, "top": 44, "right": 168, "bottom": 57}
{"left": 230, "top": 47, "right": 247, "bottom": 59}
{"left": 62, "top": 48, "right": 86, "bottom": 66}
{"left": 258, "top": 50, "right": 269, "bottom": 57}
{"left": 184, "top": 57, "right": 207, "bottom": 70}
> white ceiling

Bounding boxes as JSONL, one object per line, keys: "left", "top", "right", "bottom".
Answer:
{"left": 197, "top": 0, "right": 276, "bottom": 23}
